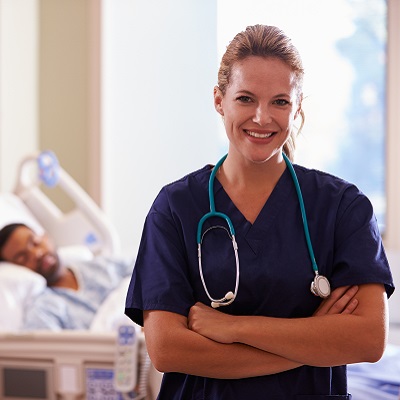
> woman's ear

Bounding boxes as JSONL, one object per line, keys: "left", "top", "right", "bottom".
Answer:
{"left": 294, "top": 94, "right": 303, "bottom": 119}
{"left": 294, "top": 106, "right": 301, "bottom": 120}
{"left": 214, "top": 86, "right": 224, "bottom": 116}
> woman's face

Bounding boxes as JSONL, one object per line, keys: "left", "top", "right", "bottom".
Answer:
{"left": 214, "top": 56, "right": 302, "bottom": 165}
{"left": 1, "top": 225, "right": 62, "bottom": 285}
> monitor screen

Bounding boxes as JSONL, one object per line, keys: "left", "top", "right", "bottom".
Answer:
{"left": 0, "top": 360, "right": 54, "bottom": 400}
{"left": 4, "top": 368, "right": 48, "bottom": 398}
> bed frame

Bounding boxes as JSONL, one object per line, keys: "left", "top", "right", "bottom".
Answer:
{"left": 0, "top": 330, "right": 161, "bottom": 400}
{"left": 13, "top": 151, "right": 120, "bottom": 256}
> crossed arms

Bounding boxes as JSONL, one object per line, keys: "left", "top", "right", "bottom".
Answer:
{"left": 143, "top": 284, "right": 388, "bottom": 379}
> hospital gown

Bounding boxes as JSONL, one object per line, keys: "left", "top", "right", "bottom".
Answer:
{"left": 23, "top": 257, "right": 132, "bottom": 330}
{"left": 125, "top": 163, "right": 395, "bottom": 400}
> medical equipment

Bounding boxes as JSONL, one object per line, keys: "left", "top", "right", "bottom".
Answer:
{"left": 0, "top": 329, "right": 160, "bottom": 400}
{"left": 114, "top": 325, "right": 139, "bottom": 393}
{"left": 197, "top": 153, "right": 331, "bottom": 308}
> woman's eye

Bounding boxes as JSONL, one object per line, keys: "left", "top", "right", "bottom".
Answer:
{"left": 274, "top": 99, "right": 290, "bottom": 106}
{"left": 237, "top": 95, "right": 252, "bottom": 103}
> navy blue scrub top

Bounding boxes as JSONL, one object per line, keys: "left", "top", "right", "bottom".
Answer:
{"left": 125, "top": 163, "right": 395, "bottom": 400}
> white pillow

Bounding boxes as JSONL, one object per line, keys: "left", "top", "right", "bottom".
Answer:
{"left": 58, "top": 245, "right": 94, "bottom": 265}
{"left": 0, "top": 193, "right": 44, "bottom": 233}
{"left": 0, "top": 263, "right": 46, "bottom": 331}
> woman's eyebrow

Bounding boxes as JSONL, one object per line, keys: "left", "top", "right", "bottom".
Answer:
{"left": 235, "top": 89, "right": 292, "bottom": 98}
{"left": 273, "top": 92, "right": 291, "bottom": 98}
{"left": 235, "top": 89, "right": 255, "bottom": 96}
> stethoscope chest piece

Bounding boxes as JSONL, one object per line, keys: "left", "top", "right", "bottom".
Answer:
{"left": 310, "top": 274, "right": 331, "bottom": 298}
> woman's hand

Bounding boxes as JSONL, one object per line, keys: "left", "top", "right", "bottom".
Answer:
{"left": 188, "top": 285, "right": 360, "bottom": 344}
{"left": 188, "top": 302, "right": 236, "bottom": 343}
{"left": 313, "top": 285, "right": 359, "bottom": 316}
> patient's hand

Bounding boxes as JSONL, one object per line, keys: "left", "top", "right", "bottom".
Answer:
{"left": 313, "top": 285, "right": 359, "bottom": 316}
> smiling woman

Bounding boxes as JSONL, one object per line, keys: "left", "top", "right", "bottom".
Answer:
{"left": 214, "top": 56, "right": 302, "bottom": 168}
{"left": 125, "top": 24, "right": 394, "bottom": 400}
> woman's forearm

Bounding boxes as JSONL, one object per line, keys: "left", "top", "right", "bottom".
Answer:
{"left": 143, "top": 310, "right": 302, "bottom": 379}
{"left": 232, "top": 313, "right": 382, "bottom": 367}
{"left": 189, "top": 284, "right": 388, "bottom": 367}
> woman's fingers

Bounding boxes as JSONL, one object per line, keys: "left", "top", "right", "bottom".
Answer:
{"left": 314, "top": 285, "right": 359, "bottom": 316}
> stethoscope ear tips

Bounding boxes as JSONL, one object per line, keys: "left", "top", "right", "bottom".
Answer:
{"left": 225, "top": 291, "right": 235, "bottom": 300}
{"left": 211, "top": 291, "right": 236, "bottom": 308}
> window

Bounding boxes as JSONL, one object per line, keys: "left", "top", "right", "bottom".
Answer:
{"left": 217, "top": 0, "right": 387, "bottom": 227}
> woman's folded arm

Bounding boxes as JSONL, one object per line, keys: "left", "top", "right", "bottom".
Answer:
{"left": 188, "top": 284, "right": 388, "bottom": 367}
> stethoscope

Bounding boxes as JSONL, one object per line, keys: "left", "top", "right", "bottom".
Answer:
{"left": 197, "top": 153, "right": 331, "bottom": 308}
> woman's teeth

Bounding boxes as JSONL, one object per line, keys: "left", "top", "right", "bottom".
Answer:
{"left": 246, "top": 131, "right": 274, "bottom": 138}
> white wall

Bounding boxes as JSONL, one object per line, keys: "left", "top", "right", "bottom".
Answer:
{"left": 0, "top": 0, "right": 39, "bottom": 192}
{"left": 101, "top": 0, "right": 221, "bottom": 257}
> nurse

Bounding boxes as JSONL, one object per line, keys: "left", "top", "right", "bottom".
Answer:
{"left": 125, "top": 25, "right": 394, "bottom": 399}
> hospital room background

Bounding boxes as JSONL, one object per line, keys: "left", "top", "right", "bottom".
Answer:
{"left": 0, "top": 0, "right": 400, "bottom": 399}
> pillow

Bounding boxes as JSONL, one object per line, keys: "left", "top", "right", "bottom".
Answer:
{"left": 0, "top": 263, "right": 46, "bottom": 331}
{"left": 0, "top": 193, "right": 44, "bottom": 233}
{"left": 58, "top": 245, "right": 94, "bottom": 265}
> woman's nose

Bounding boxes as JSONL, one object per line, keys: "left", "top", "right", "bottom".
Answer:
{"left": 253, "top": 104, "right": 272, "bottom": 125}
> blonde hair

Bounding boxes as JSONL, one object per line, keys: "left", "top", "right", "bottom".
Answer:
{"left": 218, "top": 25, "right": 305, "bottom": 161}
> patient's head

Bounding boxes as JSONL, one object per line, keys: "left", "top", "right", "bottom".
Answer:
{"left": 0, "top": 223, "right": 62, "bottom": 285}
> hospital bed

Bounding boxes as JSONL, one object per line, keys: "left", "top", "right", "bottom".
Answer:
{"left": 0, "top": 151, "right": 162, "bottom": 400}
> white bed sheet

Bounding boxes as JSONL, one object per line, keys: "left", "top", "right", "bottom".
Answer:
{"left": 90, "top": 276, "right": 133, "bottom": 332}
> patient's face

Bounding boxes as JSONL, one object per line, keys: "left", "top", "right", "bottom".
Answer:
{"left": 1, "top": 226, "right": 62, "bottom": 285}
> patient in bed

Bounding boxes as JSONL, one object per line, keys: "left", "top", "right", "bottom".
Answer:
{"left": 0, "top": 223, "right": 133, "bottom": 330}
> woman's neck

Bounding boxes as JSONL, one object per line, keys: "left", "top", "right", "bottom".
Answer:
{"left": 218, "top": 152, "right": 286, "bottom": 193}
{"left": 214, "top": 152, "right": 286, "bottom": 224}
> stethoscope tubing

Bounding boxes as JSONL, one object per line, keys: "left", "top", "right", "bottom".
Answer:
{"left": 197, "top": 152, "right": 330, "bottom": 306}
{"left": 196, "top": 154, "right": 232, "bottom": 244}
{"left": 282, "top": 153, "right": 319, "bottom": 274}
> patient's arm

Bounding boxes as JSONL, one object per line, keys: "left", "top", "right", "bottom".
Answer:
{"left": 144, "top": 286, "right": 359, "bottom": 379}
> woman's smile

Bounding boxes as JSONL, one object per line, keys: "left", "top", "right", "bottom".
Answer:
{"left": 245, "top": 130, "right": 276, "bottom": 139}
